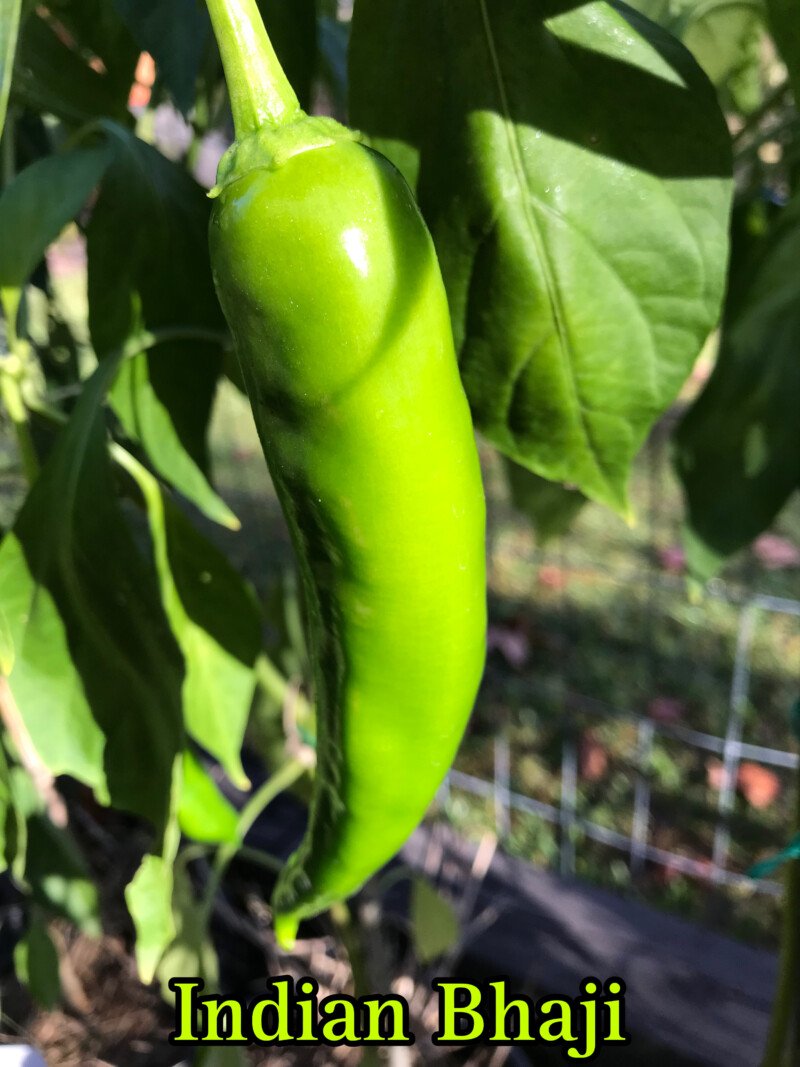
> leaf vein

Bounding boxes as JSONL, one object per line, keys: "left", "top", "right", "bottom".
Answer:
{"left": 476, "top": 0, "right": 615, "bottom": 495}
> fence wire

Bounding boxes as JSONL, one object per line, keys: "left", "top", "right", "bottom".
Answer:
{"left": 445, "top": 586, "right": 800, "bottom": 901}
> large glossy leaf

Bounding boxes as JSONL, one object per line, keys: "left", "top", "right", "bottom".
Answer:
{"left": 675, "top": 193, "right": 800, "bottom": 580}
{"left": 0, "top": 357, "right": 184, "bottom": 833}
{"left": 350, "top": 0, "right": 733, "bottom": 514}
{"left": 0, "top": 143, "right": 112, "bottom": 322}
{"left": 0, "top": 0, "right": 23, "bottom": 139}
{"left": 87, "top": 130, "right": 234, "bottom": 528}
{"left": 113, "top": 0, "right": 210, "bottom": 115}
{"left": 115, "top": 447, "right": 260, "bottom": 790}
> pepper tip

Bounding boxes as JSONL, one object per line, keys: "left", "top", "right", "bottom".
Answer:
{"left": 274, "top": 912, "right": 299, "bottom": 951}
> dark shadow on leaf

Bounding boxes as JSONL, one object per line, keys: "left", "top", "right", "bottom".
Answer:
{"left": 354, "top": 0, "right": 731, "bottom": 181}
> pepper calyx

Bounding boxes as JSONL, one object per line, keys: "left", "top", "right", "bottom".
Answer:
{"left": 209, "top": 114, "right": 360, "bottom": 197}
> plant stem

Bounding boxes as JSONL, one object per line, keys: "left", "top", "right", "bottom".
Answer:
{"left": 0, "top": 109, "right": 37, "bottom": 481}
{"left": 762, "top": 778, "right": 800, "bottom": 1065}
{"left": 1, "top": 105, "right": 16, "bottom": 188}
{"left": 204, "top": 0, "right": 301, "bottom": 137}
{"left": 1, "top": 136, "right": 12, "bottom": 192}
{"left": 734, "top": 115, "right": 800, "bottom": 164}
{"left": 202, "top": 756, "right": 310, "bottom": 921}
{"left": 732, "top": 80, "right": 791, "bottom": 146}
{"left": 238, "top": 757, "right": 310, "bottom": 843}
{"left": 330, "top": 902, "right": 367, "bottom": 989}
{"left": 329, "top": 903, "right": 382, "bottom": 1066}
{"left": 0, "top": 677, "right": 66, "bottom": 825}
{"left": 255, "top": 653, "right": 294, "bottom": 704}
{"left": 256, "top": 653, "right": 313, "bottom": 718}
{"left": 236, "top": 844, "right": 282, "bottom": 873}
{"left": 115, "top": 325, "right": 232, "bottom": 362}
{"left": 0, "top": 362, "right": 39, "bottom": 481}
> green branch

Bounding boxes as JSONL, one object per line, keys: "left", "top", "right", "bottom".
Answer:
{"left": 202, "top": 756, "right": 311, "bottom": 922}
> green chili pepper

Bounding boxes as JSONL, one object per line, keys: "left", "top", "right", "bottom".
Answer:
{"left": 205, "top": 0, "right": 486, "bottom": 948}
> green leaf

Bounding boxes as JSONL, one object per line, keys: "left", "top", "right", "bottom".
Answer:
{"left": 110, "top": 354, "right": 236, "bottom": 529}
{"left": 0, "top": 602, "right": 13, "bottom": 675}
{"left": 12, "top": 11, "right": 132, "bottom": 126}
{"left": 156, "top": 860, "right": 218, "bottom": 998}
{"left": 765, "top": 0, "right": 800, "bottom": 104}
{"left": 178, "top": 749, "right": 240, "bottom": 845}
{"left": 504, "top": 458, "right": 586, "bottom": 543}
{"left": 628, "top": 0, "right": 764, "bottom": 98}
{"left": 350, "top": 0, "right": 434, "bottom": 190}
{"left": 87, "top": 129, "right": 234, "bottom": 528}
{"left": 0, "top": 143, "right": 112, "bottom": 321}
{"left": 24, "top": 814, "right": 100, "bottom": 934}
{"left": 0, "top": 356, "right": 184, "bottom": 833}
{"left": 45, "top": 0, "right": 139, "bottom": 103}
{"left": 14, "top": 908, "right": 61, "bottom": 1008}
{"left": 682, "top": 3, "right": 763, "bottom": 99}
{"left": 196, "top": 1049, "right": 250, "bottom": 1067}
{"left": 115, "top": 447, "right": 259, "bottom": 789}
{"left": 0, "top": 0, "right": 23, "bottom": 139}
{"left": 675, "top": 193, "right": 800, "bottom": 580}
{"left": 0, "top": 539, "right": 107, "bottom": 796}
{"left": 127, "top": 852, "right": 177, "bottom": 984}
{"left": 5, "top": 761, "right": 32, "bottom": 880}
{"left": 8, "top": 761, "right": 38, "bottom": 819}
{"left": 410, "top": 876, "right": 460, "bottom": 964}
{"left": 113, "top": 0, "right": 210, "bottom": 115}
{"left": 351, "top": 0, "right": 733, "bottom": 514}
{"left": 126, "top": 751, "right": 182, "bottom": 983}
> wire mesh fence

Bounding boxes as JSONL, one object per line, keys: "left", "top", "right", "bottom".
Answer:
{"left": 440, "top": 406, "right": 800, "bottom": 918}
{"left": 443, "top": 589, "right": 800, "bottom": 899}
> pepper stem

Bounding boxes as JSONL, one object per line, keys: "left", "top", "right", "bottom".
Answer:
{"left": 205, "top": 0, "right": 301, "bottom": 137}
